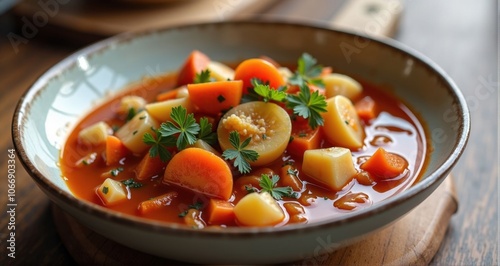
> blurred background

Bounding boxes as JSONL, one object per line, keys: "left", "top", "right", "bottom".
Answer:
{"left": 0, "top": 0, "right": 497, "bottom": 265}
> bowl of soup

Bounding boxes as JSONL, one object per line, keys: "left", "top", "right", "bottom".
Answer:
{"left": 12, "top": 21, "right": 469, "bottom": 264}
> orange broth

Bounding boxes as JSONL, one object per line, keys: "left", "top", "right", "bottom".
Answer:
{"left": 60, "top": 70, "right": 427, "bottom": 227}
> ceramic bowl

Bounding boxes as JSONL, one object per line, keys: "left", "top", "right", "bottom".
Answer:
{"left": 12, "top": 21, "right": 470, "bottom": 264}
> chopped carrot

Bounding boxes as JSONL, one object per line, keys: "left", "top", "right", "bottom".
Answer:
{"left": 105, "top": 135, "right": 129, "bottom": 166}
{"left": 187, "top": 80, "right": 243, "bottom": 115}
{"left": 163, "top": 148, "right": 233, "bottom": 200}
{"left": 280, "top": 164, "right": 302, "bottom": 191}
{"left": 176, "top": 50, "right": 210, "bottom": 86}
{"left": 137, "top": 192, "right": 178, "bottom": 215}
{"left": 234, "top": 174, "right": 261, "bottom": 193}
{"left": 287, "top": 118, "right": 323, "bottom": 157}
{"left": 355, "top": 96, "right": 377, "bottom": 122}
{"left": 156, "top": 89, "right": 179, "bottom": 102}
{"left": 206, "top": 198, "right": 235, "bottom": 225}
{"left": 135, "top": 150, "right": 168, "bottom": 180}
{"left": 360, "top": 147, "right": 408, "bottom": 180}
{"left": 234, "top": 58, "right": 286, "bottom": 94}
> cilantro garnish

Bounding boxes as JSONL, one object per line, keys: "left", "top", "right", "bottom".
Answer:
{"left": 143, "top": 129, "right": 175, "bottom": 162}
{"left": 159, "top": 106, "right": 200, "bottom": 150}
{"left": 254, "top": 84, "right": 287, "bottom": 103}
{"left": 178, "top": 201, "right": 204, "bottom": 217}
{"left": 198, "top": 117, "right": 217, "bottom": 145}
{"left": 289, "top": 53, "right": 325, "bottom": 88}
{"left": 259, "top": 174, "right": 297, "bottom": 200}
{"left": 194, "top": 69, "right": 211, "bottom": 84}
{"left": 286, "top": 85, "right": 327, "bottom": 129}
{"left": 121, "top": 178, "right": 143, "bottom": 188}
{"left": 222, "top": 131, "right": 259, "bottom": 174}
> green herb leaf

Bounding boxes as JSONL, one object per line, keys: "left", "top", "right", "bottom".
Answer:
{"left": 178, "top": 201, "right": 204, "bottom": 217}
{"left": 110, "top": 167, "right": 124, "bottom": 177}
{"left": 241, "top": 78, "right": 268, "bottom": 103}
{"left": 143, "top": 129, "right": 175, "bottom": 162}
{"left": 126, "top": 107, "right": 137, "bottom": 121}
{"left": 259, "top": 174, "right": 297, "bottom": 200}
{"left": 194, "top": 69, "right": 211, "bottom": 84}
{"left": 222, "top": 131, "right": 259, "bottom": 174}
{"left": 198, "top": 117, "right": 217, "bottom": 145}
{"left": 286, "top": 85, "right": 327, "bottom": 129}
{"left": 159, "top": 106, "right": 200, "bottom": 150}
{"left": 102, "top": 186, "right": 109, "bottom": 194}
{"left": 254, "top": 84, "right": 287, "bottom": 103}
{"left": 289, "top": 53, "right": 325, "bottom": 88}
{"left": 122, "top": 178, "right": 143, "bottom": 188}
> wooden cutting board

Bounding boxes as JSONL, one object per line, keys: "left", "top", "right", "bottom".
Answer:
{"left": 52, "top": 176, "right": 458, "bottom": 265}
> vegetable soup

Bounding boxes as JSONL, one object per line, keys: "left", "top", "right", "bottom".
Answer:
{"left": 60, "top": 51, "right": 428, "bottom": 228}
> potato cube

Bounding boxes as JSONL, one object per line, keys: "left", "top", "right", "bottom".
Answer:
{"left": 234, "top": 192, "right": 284, "bottom": 226}
{"left": 116, "top": 96, "right": 147, "bottom": 117}
{"left": 145, "top": 97, "right": 194, "bottom": 122}
{"left": 207, "top": 61, "right": 234, "bottom": 81}
{"left": 78, "top": 121, "right": 112, "bottom": 146}
{"left": 302, "top": 147, "right": 356, "bottom": 191}
{"left": 323, "top": 73, "right": 363, "bottom": 100}
{"left": 116, "top": 110, "right": 159, "bottom": 154}
{"left": 97, "top": 178, "right": 127, "bottom": 206}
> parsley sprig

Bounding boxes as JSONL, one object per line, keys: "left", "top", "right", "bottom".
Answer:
{"left": 143, "top": 128, "right": 175, "bottom": 162}
{"left": 178, "top": 201, "right": 204, "bottom": 217}
{"left": 222, "top": 131, "right": 259, "bottom": 174}
{"left": 193, "top": 69, "right": 212, "bottom": 84}
{"left": 289, "top": 53, "right": 325, "bottom": 88}
{"left": 259, "top": 174, "right": 297, "bottom": 200}
{"left": 198, "top": 117, "right": 217, "bottom": 145}
{"left": 286, "top": 85, "right": 327, "bottom": 129}
{"left": 254, "top": 84, "right": 287, "bottom": 103}
{"left": 159, "top": 106, "right": 201, "bottom": 150}
{"left": 121, "top": 178, "right": 143, "bottom": 188}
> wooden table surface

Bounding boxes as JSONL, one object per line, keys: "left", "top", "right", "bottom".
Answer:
{"left": 0, "top": 0, "right": 497, "bottom": 265}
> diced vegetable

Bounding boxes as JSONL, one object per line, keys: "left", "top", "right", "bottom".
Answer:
{"left": 218, "top": 102, "right": 291, "bottom": 166}
{"left": 207, "top": 61, "right": 235, "bottom": 81}
{"left": 334, "top": 192, "right": 370, "bottom": 210}
{"left": 135, "top": 149, "right": 168, "bottom": 180}
{"left": 138, "top": 192, "right": 178, "bottom": 215}
{"left": 155, "top": 86, "right": 188, "bottom": 102}
{"left": 187, "top": 80, "right": 243, "bottom": 115}
{"left": 322, "top": 95, "right": 364, "bottom": 149}
{"left": 97, "top": 178, "right": 128, "bottom": 206}
{"left": 234, "top": 58, "right": 286, "bottom": 93}
{"left": 279, "top": 164, "right": 302, "bottom": 191}
{"left": 287, "top": 118, "right": 323, "bottom": 157}
{"left": 115, "top": 110, "right": 159, "bottom": 154}
{"left": 302, "top": 147, "right": 357, "bottom": 191}
{"left": 355, "top": 96, "right": 377, "bottom": 122}
{"left": 78, "top": 121, "right": 112, "bottom": 146}
{"left": 192, "top": 139, "right": 220, "bottom": 156}
{"left": 206, "top": 199, "right": 235, "bottom": 225}
{"left": 145, "top": 97, "right": 194, "bottom": 123}
{"left": 163, "top": 148, "right": 233, "bottom": 200}
{"left": 278, "top": 67, "right": 293, "bottom": 81}
{"left": 234, "top": 192, "right": 285, "bottom": 226}
{"left": 105, "top": 135, "right": 129, "bottom": 166}
{"left": 323, "top": 73, "right": 363, "bottom": 100}
{"left": 116, "top": 96, "right": 146, "bottom": 117}
{"left": 283, "top": 202, "right": 307, "bottom": 224}
{"left": 176, "top": 50, "right": 210, "bottom": 86}
{"left": 360, "top": 147, "right": 408, "bottom": 180}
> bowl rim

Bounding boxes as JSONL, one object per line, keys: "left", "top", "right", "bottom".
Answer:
{"left": 12, "top": 20, "right": 470, "bottom": 237}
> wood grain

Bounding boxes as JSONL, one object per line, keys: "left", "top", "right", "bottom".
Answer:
{"left": 0, "top": 0, "right": 497, "bottom": 265}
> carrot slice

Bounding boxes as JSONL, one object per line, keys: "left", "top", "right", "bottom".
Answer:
{"left": 280, "top": 164, "right": 302, "bottom": 191}
{"left": 206, "top": 199, "right": 235, "bottom": 225}
{"left": 360, "top": 147, "right": 408, "bottom": 180}
{"left": 287, "top": 118, "right": 323, "bottom": 157}
{"left": 163, "top": 148, "right": 233, "bottom": 200}
{"left": 234, "top": 58, "right": 286, "bottom": 94}
{"left": 137, "top": 192, "right": 178, "bottom": 215}
{"left": 105, "top": 135, "right": 129, "bottom": 166}
{"left": 135, "top": 150, "right": 168, "bottom": 180}
{"left": 187, "top": 80, "right": 243, "bottom": 115}
{"left": 156, "top": 89, "right": 179, "bottom": 102}
{"left": 176, "top": 50, "right": 210, "bottom": 86}
{"left": 355, "top": 96, "right": 377, "bottom": 122}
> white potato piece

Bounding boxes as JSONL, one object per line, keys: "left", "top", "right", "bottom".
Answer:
{"left": 323, "top": 73, "right": 363, "bottom": 100}
{"left": 207, "top": 61, "right": 234, "bottom": 81}
{"left": 278, "top": 67, "right": 293, "bottom": 81}
{"left": 145, "top": 97, "right": 194, "bottom": 122}
{"left": 97, "top": 178, "right": 127, "bottom": 206}
{"left": 175, "top": 86, "right": 189, "bottom": 98}
{"left": 116, "top": 110, "right": 159, "bottom": 154}
{"left": 322, "top": 95, "right": 364, "bottom": 149}
{"left": 234, "top": 192, "right": 285, "bottom": 226}
{"left": 78, "top": 121, "right": 112, "bottom": 146}
{"left": 116, "top": 96, "right": 147, "bottom": 117}
{"left": 192, "top": 139, "right": 220, "bottom": 156}
{"left": 302, "top": 147, "right": 356, "bottom": 191}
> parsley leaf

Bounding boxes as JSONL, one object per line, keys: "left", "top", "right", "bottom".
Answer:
{"left": 289, "top": 53, "right": 325, "bottom": 88}
{"left": 159, "top": 106, "right": 200, "bottom": 150}
{"left": 241, "top": 78, "right": 269, "bottom": 103}
{"left": 178, "top": 201, "right": 204, "bottom": 217}
{"left": 222, "top": 131, "right": 259, "bottom": 174}
{"left": 126, "top": 107, "right": 137, "bottom": 121}
{"left": 110, "top": 167, "right": 124, "bottom": 177}
{"left": 198, "top": 117, "right": 217, "bottom": 145}
{"left": 259, "top": 174, "right": 297, "bottom": 200}
{"left": 194, "top": 69, "right": 211, "bottom": 84}
{"left": 254, "top": 84, "right": 287, "bottom": 103}
{"left": 286, "top": 85, "right": 327, "bottom": 129}
{"left": 143, "top": 129, "right": 175, "bottom": 162}
{"left": 121, "top": 178, "right": 143, "bottom": 188}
